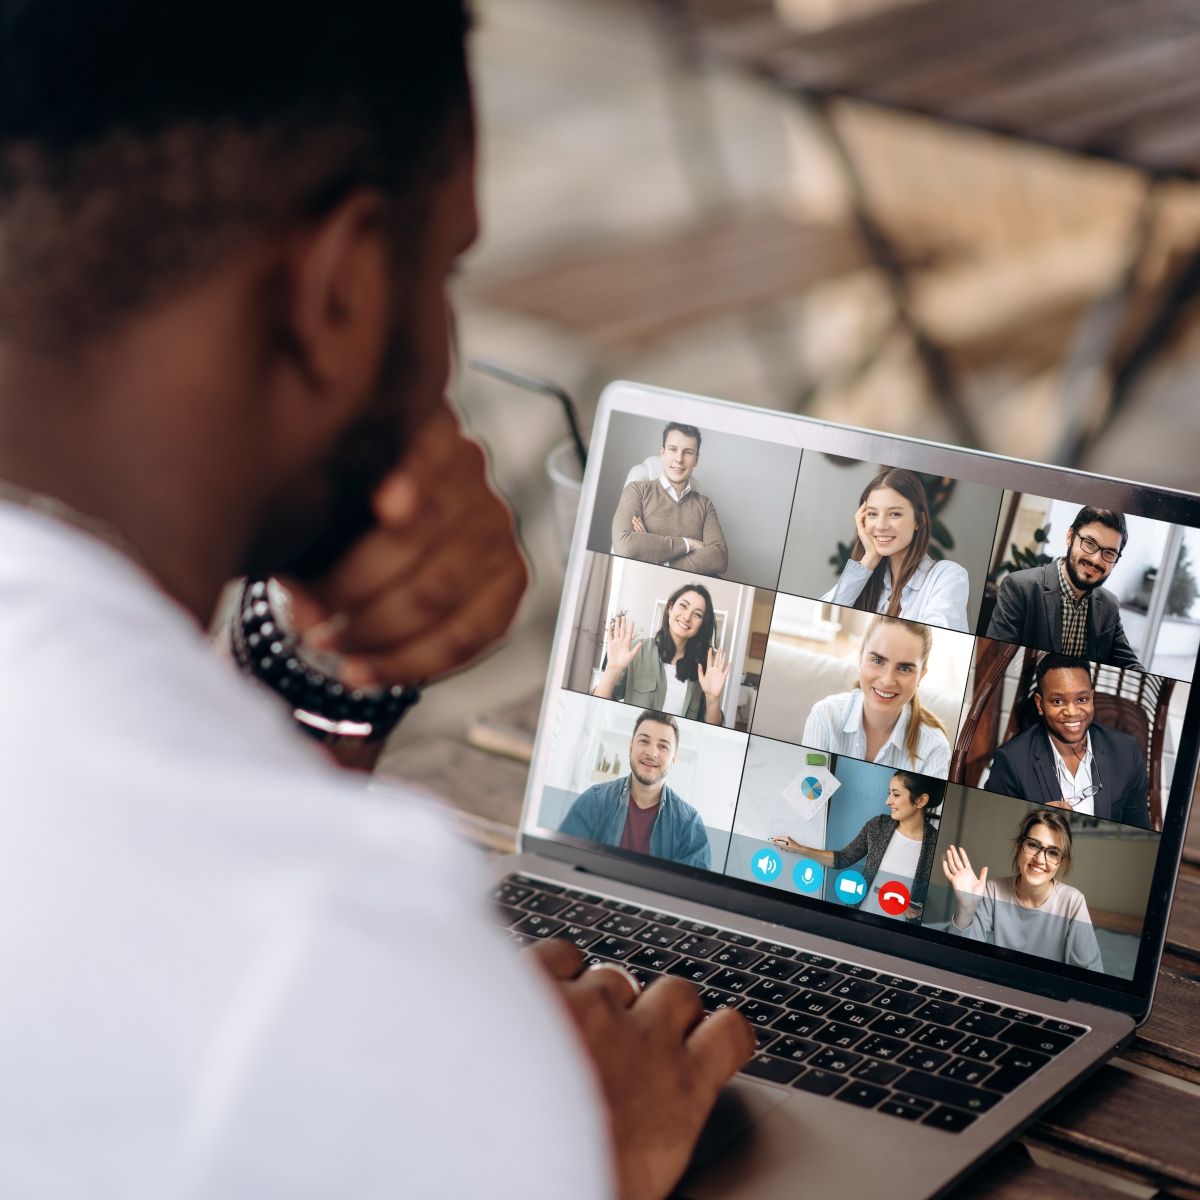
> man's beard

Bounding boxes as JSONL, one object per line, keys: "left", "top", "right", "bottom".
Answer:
{"left": 1065, "top": 544, "right": 1106, "bottom": 593}
{"left": 630, "top": 759, "right": 667, "bottom": 790}
{"left": 243, "top": 313, "right": 418, "bottom": 583}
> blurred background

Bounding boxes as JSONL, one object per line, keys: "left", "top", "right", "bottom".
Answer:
{"left": 383, "top": 0, "right": 1200, "bottom": 772}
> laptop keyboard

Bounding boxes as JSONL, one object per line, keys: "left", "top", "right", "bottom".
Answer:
{"left": 493, "top": 873, "right": 1087, "bottom": 1135}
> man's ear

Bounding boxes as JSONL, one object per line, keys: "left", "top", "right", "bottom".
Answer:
{"left": 287, "top": 189, "right": 390, "bottom": 409}
{"left": 1034, "top": 692, "right": 1045, "bottom": 718}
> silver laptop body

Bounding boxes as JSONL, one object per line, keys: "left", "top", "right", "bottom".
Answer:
{"left": 494, "top": 381, "right": 1199, "bottom": 1199}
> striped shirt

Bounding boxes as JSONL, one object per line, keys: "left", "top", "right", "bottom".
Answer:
{"left": 1056, "top": 557, "right": 1089, "bottom": 657}
{"left": 801, "top": 689, "right": 951, "bottom": 778}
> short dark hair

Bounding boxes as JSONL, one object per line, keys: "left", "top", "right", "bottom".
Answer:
{"left": 661, "top": 422, "right": 702, "bottom": 453}
{"left": 632, "top": 710, "right": 679, "bottom": 748}
{"left": 0, "top": 0, "right": 472, "bottom": 345}
{"left": 1035, "top": 653, "right": 1093, "bottom": 694}
{"left": 1070, "top": 506, "right": 1129, "bottom": 552}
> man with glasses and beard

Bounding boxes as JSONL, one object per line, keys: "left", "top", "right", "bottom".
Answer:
{"left": 984, "top": 654, "right": 1152, "bottom": 829}
{"left": 987, "top": 506, "right": 1143, "bottom": 669}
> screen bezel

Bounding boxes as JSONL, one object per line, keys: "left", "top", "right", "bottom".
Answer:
{"left": 520, "top": 380, "right": 1200, "bottom": 1022}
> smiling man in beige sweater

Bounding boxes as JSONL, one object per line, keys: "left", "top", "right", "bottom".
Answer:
{"left": 612, "top": 421, "right": 728, "bottom": 576}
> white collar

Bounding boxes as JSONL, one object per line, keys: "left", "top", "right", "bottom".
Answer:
{"left": 844, "top": 688, "right": 911, "bottom": 751}
{"left": 659, "top": 475, "right": 692, "bottom": 502}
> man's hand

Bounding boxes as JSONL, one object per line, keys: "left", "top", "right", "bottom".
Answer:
{"left": 285, "top": 398, "right": 528, "bottom": 686}
{"left": 528, "top": 940, "right": 754, "bottom": 1200}
{"left": 630, "top": 515, "right": 646, "bottom": 534}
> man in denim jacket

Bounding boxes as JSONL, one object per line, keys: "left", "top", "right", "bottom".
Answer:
{"left": 560, "top": 711, "right": 711, "bottom": 869}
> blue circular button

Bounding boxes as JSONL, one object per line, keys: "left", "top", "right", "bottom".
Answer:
{"left": 793, "top": 858, "right": 824, "bottom": 895}
{"left": 750, "top": 847, "right": 783, "bottom": 883}
{"left": 833, "top": 869, "right": 868, "bottom": 905}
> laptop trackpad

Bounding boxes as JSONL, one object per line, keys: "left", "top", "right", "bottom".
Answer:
{"left": 681, "top": 1079, "right": 790, "bottom": 1181}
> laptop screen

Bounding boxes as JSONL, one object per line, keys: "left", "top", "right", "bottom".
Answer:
{"left": 524, "top": 382, "right": 1200, "bottom": 996}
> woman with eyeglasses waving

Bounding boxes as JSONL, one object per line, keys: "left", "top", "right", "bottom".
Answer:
{"left": 941, "top": 809, "right": 1103, "bottom": 971}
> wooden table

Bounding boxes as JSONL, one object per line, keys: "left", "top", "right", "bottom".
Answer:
{"left": 380, "top": 694, "right": 1200, "bottom": 1198}
{"left": 671, "top": 0, "right": 1200, "bottom": 463}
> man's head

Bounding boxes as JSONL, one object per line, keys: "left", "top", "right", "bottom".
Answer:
{"left": 1064, "top": 507, "right": 1128, "bottom": 593}
{"left": 0, "top": 1, "right": 477, "bottom": 594}
{"left": 659, "top": 422, "right": 701, "bottom": 491}
{"left": 628, "top": 710, "right": 679, "bottom": 789}
{"left": 1033, "top": 654, "right": 1095, "bottom": 747}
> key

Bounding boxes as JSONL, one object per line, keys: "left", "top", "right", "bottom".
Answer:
{"left": 739, "top": 1000, "right": 785, "bottom": 1027}
{"left": 852, "top": 1059, "right": 904, "bottom": 1086}
{"left": 829, "top": 978, "right": 884, "bottom": 1003}
{"left": 597, "top": 913, "right": 645, "bottom": 938}
{"left": 812, "top": 1021, "right": 867, "bottom": 1050}
{"left": 811, "top": 1047, "right": 862, "bottom": 1074}
{"left": 559, "top": 901, "right": 607, "bottom": 927}
{"left": 666, "top": 957, "right": 717, "bottom": 984}
{"left": 956, "top": 1036, "right": 1006, "bottom": 1064}
{"left": 942, "top": 1057, "right": 995, "bottom": 1086}
{"left": 636, "top": 923, "right": 684, "bottom": 949}
{"left": 756, "top": 956, "right": 801, "bottom": 982}
{"left": 741, "top": 1054, "right": 803, "bottom": 1085}
{"left": 835, "top": 1082, "right": 888, "bottom": 1109}
{"left": 628, "top": 945, "right": 679, "bottom": 972}
{"left": 898, "top": 1046, "right": 951, "bottom": 1073}
{"left": 913, "top": 1026, "right": 963, "bottom": 1053}
{"left": 856, "top": 1033, "right": 907, "bottom": 1062}
{"left": 513, "top": 913, "right": 564, "bottom": 939}
{"left": 710, "top": 945, "right": 763, "bottom": 970}
{"left": 675, "top": 935, "right": 723, "bottom": 959}
{"left": 874, "top": 988, "right": 924, "bottom": 1014}
{"left": 922, "top": 1106, "right": 978, "bottom": 1133}
{"left": 999, "top": 1024, "right": 1074, "bottom": 1056}
{"left": 896, "top": 1070, "right": 1001, "bottom": 1113}
{"left": 791, "top": 1069, "right": 843, "bottom": 1096}
{"left": 957, "top": 1011, "right": 1009, "bottom": 1038}
{"left": 710, "top": 968, "right": 756, "bottom": 995}
{"left": 771, "top": 1011, "right": 827, "bottom": 1039}
{"left": 748, "top": 978, "right": 800, "bottom": 1007}
{"left": 591, "top": 934, "right": 639, "bottom": 960}
{"left": 521, "top": 892, "right": 570, "bottom": 916}
{"left": 767, "top": 1036, "right": 819, "bottom": 1063}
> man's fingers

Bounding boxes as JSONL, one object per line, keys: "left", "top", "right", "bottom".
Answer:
{"left": 635, "top": 974, "right": 704, "bottom": 1037}
{"left": 577, "top": 963, "right": 641, "bottom": 1009}
{"left": 344, "top": 561, "right": 528, "bottom": 682}
{"left": 687, "top": 1008, "right": 756, "bottom": 1094}
{"left": 525, "top": 938, "right": 584, "bottom": 982}
{"left": 333, "top": 530, "right": 520, "bottom": 655}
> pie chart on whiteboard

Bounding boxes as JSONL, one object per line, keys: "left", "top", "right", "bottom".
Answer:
{"left": 801, "top": 776, "right": 823, "bottom": 801}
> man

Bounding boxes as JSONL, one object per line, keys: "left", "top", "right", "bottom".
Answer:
{"left": 561, "top": 712, "right": 712, "bottom": 868}
{"left": 612, "top": 422, "right": 728, "bottom": 575}
{"left": 987, "top": 506, "right": 1143, "bottom": 669}
{"left": 985, "top": 655, "right": 1152, "bottom": 829}
{"left": 0, "top": 4, "right": 750, "bottom": 1198}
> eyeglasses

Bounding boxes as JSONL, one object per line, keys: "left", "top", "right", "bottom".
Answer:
{"left": 1055, "top": 756, "right": 1103, "bottom": 807}
{"left": 1073, "top": 532, "right": 1121, "bottom": 564}
{"left": 1020, "top": 837, "right": 1064, "bottom": 865}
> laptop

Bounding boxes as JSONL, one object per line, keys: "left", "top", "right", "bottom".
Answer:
{"left": 492, "top": 380, "right": 1199, "bottom": 1198}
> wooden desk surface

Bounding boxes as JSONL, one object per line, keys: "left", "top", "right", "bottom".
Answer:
{"left": 686, "top": 0, "right": 1200, "bottom": 178}
{"left": 380, "top": 718, "right": 1200, "bottom": 1198}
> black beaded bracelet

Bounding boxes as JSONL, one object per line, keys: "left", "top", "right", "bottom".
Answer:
{"left": 231, "top": 578, "right": 420, "bottom": 743}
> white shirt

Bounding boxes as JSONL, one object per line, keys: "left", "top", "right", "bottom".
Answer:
{"left": 821, "top": 554, "right": 970, "bottom": 633}
{"left": 1048, "top": 732, "right": 1097, "bottom": 817}
{"left": 802, "top": 689, "right": 950, "bottom": 777}
{"left": 0, "top": 501, "right": 610, "bottom": 1200}
{"left": 662, "top": 670, "right": 689, "bottom": 716}
{"left": 658, "top": 475, "right": 692, "bottom": 504}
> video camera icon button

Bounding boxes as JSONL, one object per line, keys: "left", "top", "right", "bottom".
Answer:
{"left": 833, "top": 869, "right": 867, "bottom": 905}
{"left": 751, "top": 847, "right": 783, "bottom": 883}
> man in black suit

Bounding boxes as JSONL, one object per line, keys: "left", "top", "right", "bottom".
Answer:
{"left": 986, "top": 505, "right": 1143, "bottom": 669}
{"left": 985, "top": 654, "right": 1152, "bottom": 828}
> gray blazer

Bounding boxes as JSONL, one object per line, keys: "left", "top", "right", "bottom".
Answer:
{"left": 986, "top": 561, "right": 1142, "bottom": 669}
